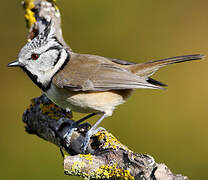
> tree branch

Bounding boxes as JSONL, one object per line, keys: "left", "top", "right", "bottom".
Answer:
{"left": 21, "top": 0, "right": 189, "bottom": 179}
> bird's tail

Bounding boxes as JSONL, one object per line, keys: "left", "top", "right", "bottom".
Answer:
{"left": 129, "top": 54, "right": 204, "bottom": 87}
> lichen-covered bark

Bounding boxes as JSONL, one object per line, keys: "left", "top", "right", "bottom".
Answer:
{"left": 21, "top": 1, "right": 189, "bottom": 179}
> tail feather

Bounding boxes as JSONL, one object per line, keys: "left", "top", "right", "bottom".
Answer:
{"left": 129, "top": 54, "right": 204, "bottom": 78}
{"left": 146, "top": 77, "right": 167, "bottom": 87}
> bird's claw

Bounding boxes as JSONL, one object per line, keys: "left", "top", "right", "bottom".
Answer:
{"left": 49, "top": 118, "right": 77, "bottom": 148}
{"left": 81, "top": 127, "right": 106, "bottom": 153}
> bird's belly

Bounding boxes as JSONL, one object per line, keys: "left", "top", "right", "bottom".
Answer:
{"left": 45, "top": 84, "right": 132, "bottom": 116}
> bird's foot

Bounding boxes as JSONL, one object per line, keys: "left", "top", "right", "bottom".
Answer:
{"left": 50, "top": 117, "right": 91, "bottom": 153}
{"left": 81, "top": 127, "right": 106, "bottom": 153}
{"left": 62, "top": 127, "right": 77, "bottom": 147}
{"left": 50, "top": 118, "right": 76, "bottom": 148}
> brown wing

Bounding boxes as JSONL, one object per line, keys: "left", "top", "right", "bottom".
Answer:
{"left": 53, "top": 53, "right": 160, "bottom": 91}
{"left": 106, "top": 57, "right": 136, "bottom": 65}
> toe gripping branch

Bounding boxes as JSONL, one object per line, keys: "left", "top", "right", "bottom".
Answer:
{"left": 23, "top": 95, "right": 188, "bottom": 180}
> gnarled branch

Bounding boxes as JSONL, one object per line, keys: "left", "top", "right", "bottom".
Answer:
{"left": 21, "top": 1, "right": 188, "bottom": 179}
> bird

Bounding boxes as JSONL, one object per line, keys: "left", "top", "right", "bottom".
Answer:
{"left": 8, "top": 21, "right": 204, "bottom": 151}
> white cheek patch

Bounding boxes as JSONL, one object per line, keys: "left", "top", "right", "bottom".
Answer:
{"left": 40, "top": 50, "right": 59, "bottom": 67}
{"left": 22, "top": 47, "right": 68, "bottom": 88}
{"left": 39, "top": 49, "right": 68, "bottom": 85}
{"left": 49, "top": 49, "right": 68, "bottom": 75}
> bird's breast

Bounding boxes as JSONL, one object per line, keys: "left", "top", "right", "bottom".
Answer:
{"left": 45, "top": 84, "right": 133, "bottom": 116}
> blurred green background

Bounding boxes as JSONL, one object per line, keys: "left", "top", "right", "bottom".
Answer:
{"left": 1, "top": 0, "right": 208, "bottom": 179}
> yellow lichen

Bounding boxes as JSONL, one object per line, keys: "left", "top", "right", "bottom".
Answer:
{"left": 95, "top": 131, "right": 131, "bottom": 152}
{"left": 65, "top": 160, "right": 134, "bottom": 179}
{"left": 39, "top": 103, "right": 72, "bottom": 120}
{"left": 64, "top": 155, "right": 135, "bottom": 179}
{"left": 23, "top": 0, "right": 58, "bottom": 28}
{"left": 65, "top": 160, "right": 91, "bottom": 179}
{"left": 70, "top": 161, "right": 86, "bottom": 176}
{"left": 23, "top": 0, "right": 36, "bottom": 28}
{"left": 92, "top": 163, "right": 134, "bottom": 180}
{"left": 79, "top": 154, "right": 93, "bottom": 165}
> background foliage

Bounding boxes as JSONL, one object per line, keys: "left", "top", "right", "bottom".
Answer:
{"left": 1, "top": 0, "right": 208, "bottom": 179}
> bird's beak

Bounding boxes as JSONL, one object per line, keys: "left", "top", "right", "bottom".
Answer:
{"left": 8, "top": 60, "right": 20, "bottom": 67}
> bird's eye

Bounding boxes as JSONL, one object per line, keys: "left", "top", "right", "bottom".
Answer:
{"left": 31, "top": 53, "right": 39, "bottom": 60}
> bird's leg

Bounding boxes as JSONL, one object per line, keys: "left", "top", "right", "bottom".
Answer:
{"left": 59, "top": 147, "right": 65, "bottom": 158}
{"left": 82, "top": 113, "right": 107, "bottom": 153}
{"left": 50, "top": 113, "right": 103, "bottom": 154}
{"left": 76, "top": 113, "right": 97, "bottom": 124}
{"left": 62, "top": 113, "right": 97, "bottom": 145}
{"left": 49, "top": 117, "right": 77, "bottom": 155}
{"left": 89, "top": 113, "right": 107, "bottom": 131}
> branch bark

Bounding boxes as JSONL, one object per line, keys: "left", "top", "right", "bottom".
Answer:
{"left": 21, "top": 1, "right": 189, "bottom": 179}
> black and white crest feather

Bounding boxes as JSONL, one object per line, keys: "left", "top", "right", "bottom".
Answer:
{"left": 27, "top": 21, "right": 56, "bottom": 50}
{"left": 15, "top": 20, "right": 70, "bottom": 91}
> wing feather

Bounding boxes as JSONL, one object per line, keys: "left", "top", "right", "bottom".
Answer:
{"left": 53, "top": 53, "right": 161, "bottom": 91}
